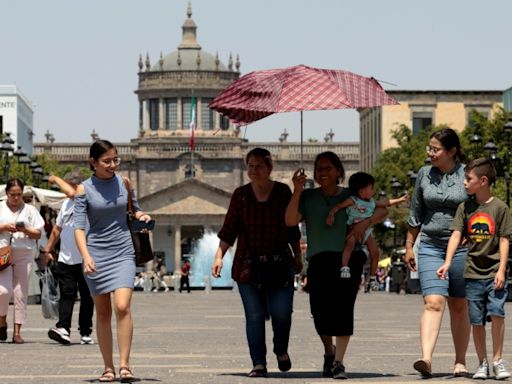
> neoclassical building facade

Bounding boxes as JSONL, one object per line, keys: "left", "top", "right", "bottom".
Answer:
{"left": 35, "top": 5, "right": 360, "bottom": 274}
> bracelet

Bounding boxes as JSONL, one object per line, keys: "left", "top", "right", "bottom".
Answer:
{"left": 405, "top": 240, "right": 415, "bottom": 245}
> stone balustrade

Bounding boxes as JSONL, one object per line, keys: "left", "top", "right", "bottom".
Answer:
{"left": 34, "top": 141, "right": 359, "bottom": 162}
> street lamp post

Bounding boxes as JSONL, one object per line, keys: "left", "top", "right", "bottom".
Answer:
{"left": 383, "top": 217, "right": 397, "bottom": 249}
{"left": 470, "top": 133, "right": 483, "bottom": 157}
{"left": 0, "top": 133, "right": 14, "bottom": 183}
{"left": 32, "top": 166, "right": 44, "bottom": 187}
{"left": 407, "top": 170, "right": 418, "bottom": 188}
{"left": 391, "top": 176, "right": 403, "bottom": 198}
{"left": 18, "top": 155, "right": 31, "bottom": 183}
{"left": 482, "top": 118, "right": 512, "bottom": 206}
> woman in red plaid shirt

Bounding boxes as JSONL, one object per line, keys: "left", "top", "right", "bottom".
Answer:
{"left": 212, "top": 147, "right": 302, "bottom": 378}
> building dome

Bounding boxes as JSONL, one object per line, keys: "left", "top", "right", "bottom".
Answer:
{"left": 152, "top": 49, "right": 227, "bottom": 72}
{"left": 149, "top": 2, "right": 230, "bottom": 72}
{"left": 135, "top": 1, "right": 240, "bottom": 139}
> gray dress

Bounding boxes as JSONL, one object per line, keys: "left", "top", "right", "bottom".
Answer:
{"left": 74, "top": 174, "right": 140, "bottom": 296}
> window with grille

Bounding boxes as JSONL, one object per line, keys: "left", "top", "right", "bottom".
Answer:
{"left": 201, "top": 98, "right": 214, "bottom": 130}
{"left": 165, "top": 98, "right": 178, "bottom": 130}
{"left": 149, "top": 99, "right": 159, "bottom": 131}
{"left": 182, "top": 98, "right": 196, "bottom": 130}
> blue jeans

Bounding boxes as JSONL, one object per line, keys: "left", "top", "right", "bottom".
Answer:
{"left": 238, "top": 282, "right": 294, "bottom": 366}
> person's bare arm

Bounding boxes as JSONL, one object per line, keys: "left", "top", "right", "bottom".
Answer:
{"left": 326, "top": 198, "right": 354, "bottom": 226}
{"left": 44, "top": 225, "right": 62, "bottom": 265}
{"left": 212, "top": 240, "right": 230, "bottom": 278}
{"left": 495, "top": 237, "right": 509, "bottom": 290}
{"left": 404, "top": 226, "right": 420, "bottom": 271}
{"left": 436, "top": 230, "right": 462, "bottom": 279}
{"left": 376, "top": 193, "right": 408, "bottom": 208}
{"left": 350, "top": 207, "right": 388, "bottom": 241}
{"left": 74, "top": 184, "right": 96, "bottom": 274}
{"left": 285, "top": 169, "right": 306, "bottom": 226}
{"left": 49, "top": 175, "right": 76, "bottom": 198}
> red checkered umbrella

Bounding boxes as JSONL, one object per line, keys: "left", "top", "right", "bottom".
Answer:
{"left": 209, "top": 64, "right": 399, "bottom": 164}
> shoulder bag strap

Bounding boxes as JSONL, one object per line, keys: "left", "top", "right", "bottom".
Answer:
{"left": 122, "top": 177, "right": 134, "bottom": 217}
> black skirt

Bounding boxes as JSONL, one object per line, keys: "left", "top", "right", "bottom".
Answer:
{"left": 307, "top": 250, "right": 367, "bottom": 336}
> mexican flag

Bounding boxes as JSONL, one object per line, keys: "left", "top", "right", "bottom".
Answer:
{"left": 189, "top": 97, "right": 196, "bottom": 151}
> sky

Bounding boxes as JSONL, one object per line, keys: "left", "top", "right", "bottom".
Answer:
{"left": 1, "top": 0, "right": 511, "bottom": 144}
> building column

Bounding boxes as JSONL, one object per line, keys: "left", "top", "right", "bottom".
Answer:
{"left": 143, "top": 100, "right": 150, "bottom": 130}
{"left": 159, "top": 98, "right": 164, "bottom": 130}
{"left": 174, "top": 225, "right": 181, "bottom": 273}
{"left": 177, "top": 98, "right": 183, "bottom": 130}
{"left": 214, "top": 112, "right": 220, "bottom": 130}
{"left": 138, "top": 101, "right": 143, "bottom": 131}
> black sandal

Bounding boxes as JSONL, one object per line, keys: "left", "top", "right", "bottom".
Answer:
{"left": 248, "top": 366, "right": 268, "bottom": 377}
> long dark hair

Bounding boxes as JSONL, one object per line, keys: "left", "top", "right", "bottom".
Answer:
{"left": 5, "top": 178, "right": 24, "bottom": 193}
{"left": 313, "top": 151, "right": 345, "bottom": 185}
{"left": 430, "top": 128, "right": 466, "bottom": 163}
{"left": 89, "top": 139, "right": 116, "bottom": 171}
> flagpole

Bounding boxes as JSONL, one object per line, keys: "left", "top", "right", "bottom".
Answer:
{"left": 190, "top": 93, "right": 196, "bottom": 177}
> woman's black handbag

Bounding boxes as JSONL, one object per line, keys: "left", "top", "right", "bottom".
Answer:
{"left": 123, "top": 179, "right": 153, "bottom": 266}
{"left": 249, "top": 247, "right": 294, "bottom": 290}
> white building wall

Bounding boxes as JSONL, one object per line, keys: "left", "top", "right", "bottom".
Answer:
{"left": 0, "top": 85, "right": 34, "bottom": 155}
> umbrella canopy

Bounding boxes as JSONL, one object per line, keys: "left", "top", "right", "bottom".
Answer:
{"left": 209, "top": 64, "right": 399, "bottom": 164}
{"left": 209, "top": 64, "right": 398, "bottom": 125}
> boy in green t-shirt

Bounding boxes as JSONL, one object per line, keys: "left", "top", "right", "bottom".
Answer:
{"left": 437, "top": 158, "right": 512, "bottom": 380}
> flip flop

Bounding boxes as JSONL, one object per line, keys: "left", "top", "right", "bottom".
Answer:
{"left": 413, "top": 359, "right": 432, "bottom": 378}
{"left": 453, "top": 363, "right": 469, "bottom": 377}
{"left": 119, "top": 366, "right": 137, "bottom": 383}
{"left": 98, "top": 368, "right": 115, "bottom": 383}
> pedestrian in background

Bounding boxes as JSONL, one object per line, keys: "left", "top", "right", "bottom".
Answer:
{"left": 179, "top": 259, "right": 191, "bottom": 293}
{"left": 45, "top": 173, "right": 95, "bottom": 345}
{"left": 0, "top": 178, "right": 44, "bottom": 344}
{"left": 404, "top": 128, "right": 470, "bottom": 377}
{"left": 74, "top": 140, "right": 152, "bottom": 382}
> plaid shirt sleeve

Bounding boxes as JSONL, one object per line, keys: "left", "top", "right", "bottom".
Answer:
{"left": 218, "top": 187, "right": 242, "bottom": 246}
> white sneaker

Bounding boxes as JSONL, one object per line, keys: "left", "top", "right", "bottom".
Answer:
{"left": 493, "top": 359, "right": 511, "bottom": 380}
{"left": 48, "top": 327, "right": 71, "bottom": 345}
{"left": 152, "top": 288, "right": 158, "bottom": 292}
{"left": 473, "top": 359, "right": 489, "bottom": 380}
{"left": 340, "top": 266, "right": 351, "bottom": 279}
{"left": 80, "top": 335, "right": 94, "bottom": 345}
{"left": 164, "top": 287, "right": 170, "bottom": 292}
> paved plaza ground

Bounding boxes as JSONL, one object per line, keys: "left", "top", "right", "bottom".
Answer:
{"left": 0, "top": 289, "right": 510, "bottom": 383}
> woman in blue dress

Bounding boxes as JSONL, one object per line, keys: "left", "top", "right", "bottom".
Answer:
{"left": 74, "top": 140, "right": 152, "bottom": 383}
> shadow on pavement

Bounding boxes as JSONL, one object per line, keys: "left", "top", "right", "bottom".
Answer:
{"left": 220, "top": 371, "right": 398, "bottom": 379}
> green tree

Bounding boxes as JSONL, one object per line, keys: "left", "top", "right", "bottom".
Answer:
{"left": 0, "top": 152, "right": 91, "bottom": 187}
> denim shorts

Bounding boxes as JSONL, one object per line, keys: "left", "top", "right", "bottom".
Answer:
{"left": 466, "top": 278, "right": 507, "bottom": 325}
{"left": 417, "top": 242, "right": 467, "bottom": 298}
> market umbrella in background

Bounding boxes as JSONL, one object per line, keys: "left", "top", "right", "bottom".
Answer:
{"left": 378, "top": 257, "right": 392, "bottom": 268}
{"left": 209, "top": 64, "right": 399, "bottom": 165}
